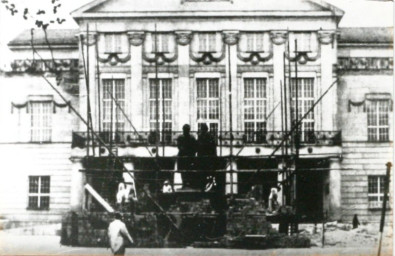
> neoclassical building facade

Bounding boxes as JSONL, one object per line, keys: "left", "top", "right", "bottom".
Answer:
{"left": 0, "top": 0, "right": 392, "bottom": 227}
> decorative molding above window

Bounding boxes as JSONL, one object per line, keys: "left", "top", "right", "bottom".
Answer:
{"left": 337, "top": 57, "right": 393, "bottom": 71}
{"left": 238, "top": 32, "right": 273, "bottom": 65}
{"left": 190, "top": 33, "right": 225, "bottom": 65}
{"left": 285, "top": 32, "right": 320, "bottom": 64}
{"left": 143, "top": 33, "right": 178, "bottom": 65}
{"left": 11, "top": 96, "right": 71, "bottom": 114}
{"left": 348, "top": 93, "right": 393, "bottom": 113}
{"left": 97, "top": 33, "right": 131, "bottom": 66}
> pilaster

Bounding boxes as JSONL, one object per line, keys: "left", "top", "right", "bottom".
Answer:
{"left": 270, "top": 31, "right": 288, "bottom": 132}
{"left": 328, "top": 157, "right": 341, "bottom": 221}
{"left": 223, "top": 31, "right": 240, "bottom": 131}
{"left": 175, "top": 31, "right": 192, "bottom": 130}
{"left": 128, "top": 31, "right": 145, "bottom": 130}
{"left": 319, "top": 30, "right": 336, "bottom": 131}
{"left": 70, "top": 159, "right": 85, "bottom": 211}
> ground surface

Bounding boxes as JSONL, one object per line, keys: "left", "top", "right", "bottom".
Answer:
{"left": 0, "top": 232, "right": 392, "bottom": 256}
{"left": 0, "top": 222, "right": 393, "bottom": 256}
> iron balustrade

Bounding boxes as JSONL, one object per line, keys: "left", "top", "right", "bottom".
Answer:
{"left": 72, "top": 130, "right": 341, "bottom": 149}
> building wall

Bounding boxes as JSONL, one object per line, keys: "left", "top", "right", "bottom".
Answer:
{"left": 0, "top": 72, "right": 78, "bottom": 224}
{"left": 337, "top": 45, "right": 393, "bottom": 222}
{"left": 0, "top": 143, "right": 72, "bottom": 224}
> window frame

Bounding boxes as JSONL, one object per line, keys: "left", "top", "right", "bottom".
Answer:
{"left": 290, "top": 77, "right": 315, "bottom": 142}
{"left": 149, "top": 78, "right": 173, "bottom": 141}
{"left": 367, "top": 100, "right": 390, "bottom": 142}
{"left": 30, "top": 101, "right": 52, "bottom": 143}
{"left": 196, "top": 78, "right": 220, "bottom": 133}
{"left": 27, "top": 176, "right": 50, "bottom": 211}
{"left": 102, "top": 78, "right": 126, "bottom": 133}
{"left": 368, "top": 175, "right": 389, "bottom": 209}
{"left": 243, "top": 77, "right": 268, "bottom": 134}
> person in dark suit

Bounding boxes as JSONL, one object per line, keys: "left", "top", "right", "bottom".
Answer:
{"left": 197, "top": 123, "right": 217, "bottom": 157}
{"left": 177, "top": 124, "right": 197, "bottom": 187}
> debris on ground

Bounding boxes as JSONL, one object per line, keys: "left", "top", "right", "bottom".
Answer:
{"left": 299, "top": 222, "right": 393, "bottom": 248}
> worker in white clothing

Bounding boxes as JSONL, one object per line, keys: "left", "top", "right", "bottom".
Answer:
{"left": 108, "top": 212, "right": 134, "bottom": 256}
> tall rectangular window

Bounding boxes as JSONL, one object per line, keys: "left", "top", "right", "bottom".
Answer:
{"left": 243, "top": 78, "right": 267, "bottom": 142}
{"left": 198, "top": 33, "right": 216, "bottom": 52}
{"left": 197, "top": 78, "right": 220, "bottom": 133}
{"left": 367, "top": 100, "right": 389, "bottom": 142}
{"left": 102, "top": 79, "right": 125, "bottom": 132}
{"left": 291, "top": 78, "right": 315, "bottom": 142}
{"left": 28, "top": 176, "right": 50, "bottom": 210}
{"left": 368, "top": 175, "right": 387, "bottom": 209}
{"left": 31, "top": 102, "right": 52, "bottom": 142}
{"left": 149, "top": 79, "right": 172, "bottom": 141}
{"left": 246, "top": 33, "right": 264, "bottom": 52}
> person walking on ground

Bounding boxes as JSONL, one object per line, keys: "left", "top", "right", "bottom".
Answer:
{"left": 108, "top": 212, "right": 134, "bottom": 256}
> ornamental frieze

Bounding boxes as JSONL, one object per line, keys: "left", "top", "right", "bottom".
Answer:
{"left": 10, "top": 59, "right": 79, "bottom": 73}
{"left": 337, "top": 57, "right": 393, "bottom": 71}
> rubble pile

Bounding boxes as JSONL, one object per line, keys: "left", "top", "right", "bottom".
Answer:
{"left": 299, "top": 222, "right": 393, "bottom": 248}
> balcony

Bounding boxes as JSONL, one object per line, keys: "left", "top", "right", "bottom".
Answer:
{"left": 72, "top": 130, "right": 341, "bottom": 149}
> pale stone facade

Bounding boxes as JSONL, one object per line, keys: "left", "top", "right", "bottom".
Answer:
{"left": 0, "top": 0, "right": 392, "bottom": 225}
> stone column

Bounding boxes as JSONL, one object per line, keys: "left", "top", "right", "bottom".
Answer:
{"left": 175, "top": 31, "right": 192, "bottom": 130}
{"left": 128, "top": 32, "right": 145, "bottom": 131}
{"left": 223, "top": 31, "right": 240, "bottom": 132}
{"left": 318, "top": 31, "right": 336, "bottom": 131}
{"left": 328, "top": 157, "right": 341, "bottom": 221}
{"left": 70, "top": 159, "right": 85, "bottom": 211}
{"left": 270, "top": 31, "right": 288, "bottom": 132}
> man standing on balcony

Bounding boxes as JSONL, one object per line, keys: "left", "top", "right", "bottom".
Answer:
{"left": 177, "top": 124, "right": 197, "bottom": 157}
{"left": 177, "top": 124, "right": 197, "bottom": 188}
{"left": 197, "top": 124, "right": 217, "bottom": 158}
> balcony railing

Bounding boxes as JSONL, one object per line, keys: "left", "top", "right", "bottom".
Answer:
{"left": 72, "top": 130, "right": 341, "bottom": 149}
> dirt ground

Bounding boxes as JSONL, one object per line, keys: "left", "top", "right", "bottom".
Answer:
{"left": 298, "top": 222, "right": 393, "bottom": 248}
{"left": 0, "top": 222, "right": 392, "bottom": 256}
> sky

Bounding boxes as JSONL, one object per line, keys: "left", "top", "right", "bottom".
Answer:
{"left": 0, "top": 0, "right": 393, "bottom": 68}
